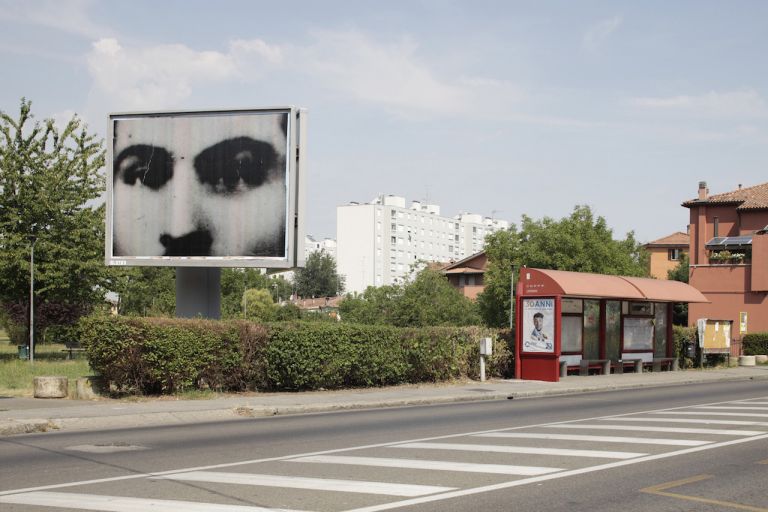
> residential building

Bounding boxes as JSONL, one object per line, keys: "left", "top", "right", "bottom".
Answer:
{"left": 683, "top": 181, "right": 768, "bottom": 354}
{"left": 305, "top": 235, "right": 336, "bottom": 261}
{"left": 644, "top": 231, "right": 689, "bottom": 280}
{"left": 337, "top": 195, "right": 508, "bottom": 294}
{"left": 441, "top": 251, "right": 488, "bottom": 300}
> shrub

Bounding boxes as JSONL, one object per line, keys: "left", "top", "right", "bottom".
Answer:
{"left": 743, "top": 332, "right": 768, "bottom": 356}
{"left": 673, "top": 325, "right": 697, "bottom": 366}
{"left": 77, "top": 315, "right": 510, "bottom": 394}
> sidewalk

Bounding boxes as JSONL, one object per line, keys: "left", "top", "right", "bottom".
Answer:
{"left": 2, "top": 366, "right": 767, "bottom": 436}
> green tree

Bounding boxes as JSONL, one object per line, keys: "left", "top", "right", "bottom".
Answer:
{"left": 109, "top": 267, "right": 175, "bottom": 316}
{"left": 220, "top": 268, "right": 292, "bottom": 319}
{"left": 339, "top": 268, "right": 479, "bottom": 327}
{"left": 478, "top": 205, "right": 648, "bottom": 327}
{"left": 294, "top": 251, "right": 344, "bottom": 298}
{"left": 667, "top": 252, "right": 689, "bottom": 283}
{"left": 391, "top": 268, "right": 480, "bottom": 327}
{"left": 0, "top": 99, "right": 106, "bottom": 339}
{"left": 242, "top": 288, "right": 276, "bottom": 322}
{"left": 667, "top": 252, "right": 690, "bottom": 325}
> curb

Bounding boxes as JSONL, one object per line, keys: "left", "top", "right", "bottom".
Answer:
{"left": 3, "top": 371, "right": 768, "bottom": 436}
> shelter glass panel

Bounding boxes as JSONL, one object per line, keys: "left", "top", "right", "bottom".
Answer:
{"left": 654, "top": 303, "right": 668, "bottom": 357}
{"left": 561, "top": 316, "right": 582, "bottom": 353}
{"left": 561, "top": 298, "right": 583, "bottom": 314}
{"left": 605, "top": 301, "right": 621, "bottom": 361}
{"left": 583, "top": 299, "right": 600, "bottom": 359}
{"left": 624, "top": 318, "right": 654, "bottom": 350}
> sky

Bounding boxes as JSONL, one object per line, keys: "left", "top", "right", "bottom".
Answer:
{"left": 1, "top": 0, "right": 767, "bottom": 243}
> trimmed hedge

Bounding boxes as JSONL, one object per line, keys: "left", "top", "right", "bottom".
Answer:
{"left": 743, "top": 332, "right": 768, "bottom": 356}
{"left": 77, "top": 315, "right": 511, "bottom": 394}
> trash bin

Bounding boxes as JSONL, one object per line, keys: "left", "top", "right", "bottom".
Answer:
{"left": 684, "top": 341, "right": 696, "bottom": 358}
{"left": 17, "top": 345, "right": 29, "bottom": 360}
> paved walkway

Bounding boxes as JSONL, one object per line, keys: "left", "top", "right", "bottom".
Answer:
{"left": 2, "top": 366, "right": 767, "bottom": 436}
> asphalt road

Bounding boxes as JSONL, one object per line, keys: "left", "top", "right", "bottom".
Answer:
{"left": 1, "top": 380, "right": 767, "bottom": 511}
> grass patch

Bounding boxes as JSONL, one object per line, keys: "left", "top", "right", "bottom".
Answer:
{"left": 0, "top": 341, "right": 93, "bottom": 397}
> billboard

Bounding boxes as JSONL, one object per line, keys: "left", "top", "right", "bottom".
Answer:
{"left": 105, "top": 108, "right": 305, "bottom": 268}
{"left": 522, "top": 297, "right": 555, "bottom": 353}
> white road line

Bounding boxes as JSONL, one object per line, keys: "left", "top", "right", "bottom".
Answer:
{"left": 599, "top": 417, "right": 768, "bottom": 426}
{"left": 547, "top": 424, "right": 765, "bottom": 436}
{"left": 733, "top": 401, "right": 768, "bottom": 405}
{"left": 152, "top": 472, "right": 455, "bottom": 497}
{"left": 341, "top": 432, "right": 768, "bottom": 512}
{"left": 473, "top": 432, "right": 709, "bottom": 447}
{"left": 0, "top": 491, "right": 305, "bottom": 512}
{"left": 652, "top": 411, "right": 768, "bottom": 418}
{"left": 392, "top": 442, "right": 645, "bottom": 459}
{"left": 291, "top": 455, "right": 563, "bottom": 476}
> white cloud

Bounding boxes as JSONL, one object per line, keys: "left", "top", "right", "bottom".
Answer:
{"left": 86, "top": 38, "right": 237, "bottom": 109}
{"left": 630, "top": 89, "right": 768, "bottom": 119}
{"left": 582, "top": 16, "right": 623, "bottom": 51}
{"left": 230, "top": 38, "right": 283, "bottom": 64}
{"left": 0, "top": 0, "right": 110, "bottom": 40}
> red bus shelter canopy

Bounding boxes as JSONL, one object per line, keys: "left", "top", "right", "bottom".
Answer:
{"left": 521, "top": 268, "right": 709, "bottom": 303}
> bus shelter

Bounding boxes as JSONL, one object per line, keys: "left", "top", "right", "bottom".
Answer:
{"left": 515, "top": 268, "right": 709, "bottom": 382}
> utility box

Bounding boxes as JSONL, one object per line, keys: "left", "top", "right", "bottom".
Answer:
{"left": 480, "top": 337, "right": 493, "bottom": 356}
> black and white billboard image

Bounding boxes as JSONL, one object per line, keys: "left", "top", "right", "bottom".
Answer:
{"left": 106, "top": 108, "right": 305, "bottom": 268}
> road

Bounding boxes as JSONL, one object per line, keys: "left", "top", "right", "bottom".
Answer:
{"left": 1, "top": 380, "right": 767, "bottom": 511}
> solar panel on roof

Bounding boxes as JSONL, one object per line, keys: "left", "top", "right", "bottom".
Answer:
{"left": 705, "top": 236, "right": 753, "bottom": 248}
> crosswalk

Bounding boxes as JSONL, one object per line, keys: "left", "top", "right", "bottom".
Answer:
{"left": 2, "top": 396, "right": 768, "bottom": 512}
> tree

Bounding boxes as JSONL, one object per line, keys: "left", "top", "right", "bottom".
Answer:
{"left": 667, "top": 252, "right": 690, "bottom": 325}
{"left": 220, "top": 268, "right": 292, "bottom": 319}
{"left": 0, "top": 99, "right": 106, "bottom": 339}
{"left": 242, "top": 288, "right": 276, "bottom": 322}
{"left": 477, "top": 205, "right": 649, "bottom": 327}
{"left": 109, "top": 267, "right": 175, "bottom": 316}
{"left": 294, "top": 251, "right": 344, "bottom": 298}
{"left": 338, "top": 268, "right": 479, "bottom": 327}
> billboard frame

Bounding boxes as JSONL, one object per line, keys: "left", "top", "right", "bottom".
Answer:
{"left": 104, "top": 106, "right": 306, "bottom": 269}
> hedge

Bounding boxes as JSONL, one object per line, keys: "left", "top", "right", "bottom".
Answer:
{"left": 743, "top": 332, "right": 768, "bottom": 356}
{"left": 77, "top": 315, "right": 512, "bottom": 394}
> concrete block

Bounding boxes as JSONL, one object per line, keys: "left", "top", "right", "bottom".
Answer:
{"left": 75, "top": 376, "right": 104, "bottom": 400}
{"left": 739, "top": 355, "right": 756, "bottom": 367}
{"left": 33, "top": 376, "right": 68, "bottom": 398}
{"left": 755, "top": 355, "right": 768, "bottom": 364}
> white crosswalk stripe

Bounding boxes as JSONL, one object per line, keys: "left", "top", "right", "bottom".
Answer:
{"left": 694, "top": 406, "right": 768, "bottom": 410}
{"left": 547, "top": 424, "right": 765, "bottom": 436}
{"left": 152, "top": 471, "right": 456, "bottom": 497}
{"left": 473, "top": 432, "right": 710, "bottom": 446}
{"left": 291, "top": 455, "right": 564, "bottom": 475}
{"left": 600, "top": 417, "right": 768, "bottom": 426}
{"left": 391, "top": 442, "right": 645, "bottom": 459}
{"left": 652, "top": 411, "right": 768, "bottom": 418}
{"left": 0, "top": 491, "right": 306, "bottom": 512}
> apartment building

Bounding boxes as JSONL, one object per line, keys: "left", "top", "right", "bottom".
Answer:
{"left": 305, "top": 235, "right": 337, "bottom": 261}
{"left": 643, "top": 231, "right": 689, "bottom": 280}
{"left": 337, "top": 195, "right": 508, "bottom": 294}
{"left": 683, "top": 181, "right": 768, "bottom": 354}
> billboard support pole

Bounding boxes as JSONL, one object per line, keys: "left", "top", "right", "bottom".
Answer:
{"left": 176, "top": 267, "right": 221, "bottom": 319}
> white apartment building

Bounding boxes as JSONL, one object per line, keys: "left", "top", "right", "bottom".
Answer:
{"left": 337, "top": 195, "right": 509, "bottom": 294}
{"left": 305, "top": 235, "right": 337, "bottom": 261}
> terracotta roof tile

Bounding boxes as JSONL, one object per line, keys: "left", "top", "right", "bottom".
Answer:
{"left": 645, "top": 231, "right": 690, "bottom": 247}
{"left": 683, "top": 182, "right": 768, "bottom": 210}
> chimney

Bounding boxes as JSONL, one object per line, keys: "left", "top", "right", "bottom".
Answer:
{"left": 698, "top": 181, "right": 708, "bottom": 200}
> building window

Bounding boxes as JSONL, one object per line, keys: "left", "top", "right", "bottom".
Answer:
{"left": 668, "top": 249, "right": 681, "bottom": 261}
{"left": 390, "top": 236, "right": 396, "bottom": 244}
{"left": 713, "top": 217, "right": 719, "bottom": 238}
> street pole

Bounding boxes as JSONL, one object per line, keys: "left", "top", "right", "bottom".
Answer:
{"left": 29, "top": 238, "right": 35, "bottom": 363}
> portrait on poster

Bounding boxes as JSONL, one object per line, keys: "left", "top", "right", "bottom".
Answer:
{"left": 108, "top": 109, "right": 291, "bottom": 262}
{"left": 523, "top": 298, "right": 555, "bottom": 353}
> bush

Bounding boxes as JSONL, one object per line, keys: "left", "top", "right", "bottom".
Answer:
{"left": 673, "top": 325, "right": 697, "bottom": 366}
{"left": 743, "top": 332, "right": 768, "bottom": 356}
{"left": 77, "top": 315, "right": 510, "bottom": 394}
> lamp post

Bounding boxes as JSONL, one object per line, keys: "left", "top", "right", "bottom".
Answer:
{"left": 29, "top": 233, "right": 37, "bottom": 363}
